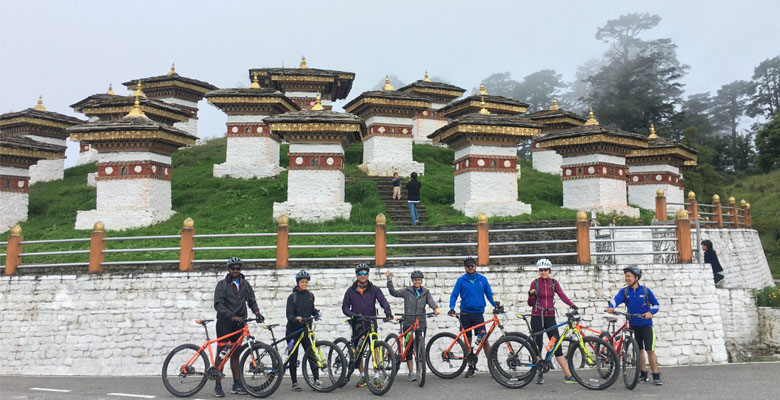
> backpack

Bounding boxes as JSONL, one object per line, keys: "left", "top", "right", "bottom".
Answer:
{"left": 623, "top": 285, "right": 651, "bottom": 310}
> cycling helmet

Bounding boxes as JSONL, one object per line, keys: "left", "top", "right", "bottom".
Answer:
{"left": 536, "top": 258, "right": 552, "bottom": 270}
{"left": 296, "top": 270, "right": 311, "bottom": 282}
{"left": 410, "top": 270, "right": 424, "bottom": 280}
{"left": 623, "top": 265, "right": 642, "bottom": 279}
{"left": 464, "top": 257, "right": 477, "bottom": 267}
{"left": 227, "top": 257, "right": 243, "bottom": 268}
{"left": 355, "top": 263, "right": 370, "bottom": 274}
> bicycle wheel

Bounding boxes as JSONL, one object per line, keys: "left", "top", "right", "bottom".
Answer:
{"left": 333, "top": 337, "right": 355, "bottom": 387}
{"left": 425, "top": 332, "right": 467, "bottom": 379}
{"left": 567, "top": 336, "right": 619, "bottom": 390}
{"left": 385, "top": 333, "right": 402, "bottom": 374}
{"left": 301, "top": 340, "right": 347, "bottom": 393}
{"left": 415, "top": 333, "right": 426, "bottom": 387}
{"left": 622, "top": 336, "right": 640, "bottom": 390}
{"left": 487, "top": 335, "right": 537, "bottom": 389}
{"left": 364, "top": 340, "right": 397, "bottom": 396}
{"left": 239, "top": 342, "right": 284, "bottom": 398}
{"left": 161, "top": 343, "right": 209, "bottom": 397}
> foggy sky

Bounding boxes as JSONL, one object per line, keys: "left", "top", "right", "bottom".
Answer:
{"left": 1, "top": 0, "right": 778, "bottom": 166}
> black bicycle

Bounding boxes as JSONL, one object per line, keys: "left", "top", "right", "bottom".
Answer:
{"left": 333, "top": 314, "right": 397, "bottom": 396}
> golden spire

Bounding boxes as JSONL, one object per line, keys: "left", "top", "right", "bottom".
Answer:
{"left": 479, "top": 82, "right": 488, "bottom": 95}
{"left": 550, "top": 97, "right": 560, "bottom": 111}
{"left": 311, "top": 92, "right": 325, "bottom": 111}
{"left": 478, "top": 97, "right": 491, "bottom": 115}
{"left": 648, "top": 123, "right": 658, "bottom": 139}
{"left": 126, "top": 95, "right": 146, "bottom": 117}
{"left": 249, "top": 73, "right": 261, "bottom": 89}
{"left": 132, "top": 81, "right": 146, "bottom": 97}
{"left": 383, "top": 75, "right": 394, "bottom": 91}
{"left": 424, "top": 71, "right": 430, "bottom": 82}
{"left": 168, "top": 62, "right": 176, "bottom": 76}
{"left": 584, "top": 107, "right": 599, "bottom": 126}
{"left": 107, "top": 83, "right": 116, "bottom": 95}
{"left": 300, "top": 55, "right": 308, "bottom": 69}
{"left": 33, "top": 95, "right": 46, "bottom": 111}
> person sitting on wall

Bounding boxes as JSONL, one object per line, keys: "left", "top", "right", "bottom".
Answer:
{"left": 701, "top": 240, "right": 725, "bottom": 288}
{"left": 607, "top": 266, "right": 662, "bottom": 386}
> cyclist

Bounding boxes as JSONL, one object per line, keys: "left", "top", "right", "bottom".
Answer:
{"left": 213, "top": 257, "right": 264, "bottom": 397}
{"left": 607, "top": 266, "right": 662, "bottom": 385}
{"left": 526, "top": 258, "right": 577, "bottom": 384}
{"left": 286, "top": 270, "right": 321, "bottom": 392}
{"left": 448, "top": 256, "right": 498, "bottom": 378}
{"left": 385, "top": 269, "right": 441, "bottom": 382}
{"left": 342, "top": 263, "right": 394, "bottom": 387}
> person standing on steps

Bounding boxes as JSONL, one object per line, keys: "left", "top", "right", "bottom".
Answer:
{"left": 405, "top": 172, "right": 421, "bottom": 226}
{"left": 392, "top": 172, "right": 402, "bottom": 200}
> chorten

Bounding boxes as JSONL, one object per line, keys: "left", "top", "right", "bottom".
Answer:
{"left": 397, "top": 73, "right": 466, "bottom": 143}
{"left": 526, "top": 98, "right": 587, "bottom": 175}
{"left": 437, "top": 82, "right": 529, "bottom": 119}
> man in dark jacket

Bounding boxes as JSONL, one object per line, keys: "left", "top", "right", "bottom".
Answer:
{"left": 342, "top": 263, "right": 393, "bottom": 387}
{"left": 702, "top": 240, "right": 725, "bottom": 287}
{"left": 213, "top": 257, "right": 264, "bottom": 397}
{"left": 286, "top": 270, "right": 321, "bottom": 391}
{"left": 405, "top": 172, "right": 422, "bottom": 226}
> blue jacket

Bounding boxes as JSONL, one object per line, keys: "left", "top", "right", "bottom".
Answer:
{"left": 449, "top": 273, "right": 496, "bottom": 313}
{"left": 609, "top": 284, "right": 660, "bottom": 327}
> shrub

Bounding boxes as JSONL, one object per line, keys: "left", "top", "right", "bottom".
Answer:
{"left": 755, "top": 286, "right": 780, "bottom": 308}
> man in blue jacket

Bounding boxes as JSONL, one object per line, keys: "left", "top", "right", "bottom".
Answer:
{"left": 607, "top": 266, "right": 662, "bottom": 386}
{"left": 448, "top": 257, "right": 498, "bottom": 378}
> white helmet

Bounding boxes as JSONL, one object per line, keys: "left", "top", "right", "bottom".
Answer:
{"left": 536, "top": 258, "right": 552, "bottom": 270}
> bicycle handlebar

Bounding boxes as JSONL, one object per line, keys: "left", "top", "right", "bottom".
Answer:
{"left": 350, "top": 314, "right": 394, "bottom": 322}
{"left": 609, "top": 310, "right": 647, "bottom": 319}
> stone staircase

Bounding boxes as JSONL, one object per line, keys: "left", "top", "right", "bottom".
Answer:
{"left": 365, "top": 176, "right": 427, "bottom": 230}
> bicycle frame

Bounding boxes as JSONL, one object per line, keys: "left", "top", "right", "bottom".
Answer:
{"left": 395, "top": 316, "right": 424, "bottom": 361}
{"left": 446, "top": 313, "right": 503, "bottom": 356}
{"left": 264, "top": 319, "right": 326, "bottom": 369}
{"left": 183, "top": 319, "right": 255, "bottom": 375}
{"left": 347, "top": 315, "right": 386, "bottom": 370}
{"left": 520, "top": 314, "right": 597, "bottom": 367}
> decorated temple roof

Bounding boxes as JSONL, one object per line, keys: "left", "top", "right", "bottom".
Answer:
{"left": 397, "top": 78, "right": 466, "bottom": 103}
{"left": 0, "top": 97, "right": 85, "bottom": 130}
{"left": 534, "top": 123, "right": 649, "bottom": 151}
{"left": 428, "top": 111, "right": 542, "bottom": 145}
{"left": 70, "top": 93, "right": 195, "bottom": 122}
{"left": 248, "top": 57, "right": 355, "bottom": 100}
{"left": 121, "top": 64, "right": 218, "bottom": 98}
{"left": 343, "top": 89, "right": 432, "bottom": 116}
{"left": 0, "top": 132, "right": 65, "bottom": 160}
{"left": 264, "top": 95, "right": 365, "bottom": 143}
{"left": 525, "top": 99, "right": 587, "bottom": 129}
{"left": 204, "top": 87, "right": 300, "bottom": 114}
{"left": 437, "top": 94, "right": 529, "bottom": 119}
{"left": 627, "top": 124, "right": 698, "bottom": 166}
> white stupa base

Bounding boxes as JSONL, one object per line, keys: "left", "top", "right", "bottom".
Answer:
{"left": 454, "top": 201, "right": 532, "bottom": 218}
{"left": 77, "top": 149, "right": 98, "bottom": 166}
{"left": 0, "top": 192, "right": 28, "bottom": 233}
{"left": 29, "top": 159, "right": 64, "bottom": 184}
{"left": 359, "top": 160, "right": 425, "bottom": 177}
{"left": 532, "top": 150, "right": 562, "bottom": 175}
{"left": 213, "top": 163, "right": 285, "bottom": 179}
{"left": 75, "top": 209, "right": 176, "bottom": 231}
{"left": 273, "top": 202, "right": 351, "bottom": 223}
{"left": 586, "top": 205, "right": 640, "bottom": 218}
{"left": 87, "top": 172, "right": 97, "bottom": 187}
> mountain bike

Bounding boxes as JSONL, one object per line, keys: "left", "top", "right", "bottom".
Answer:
{"left": 488, "top": 310, "right": 619, "bottom": 390}
{"left": 333, "top": 315, "right": 397, "bottom": 395}
{"left": 599, "top": 310, "right": 642, "bottom": 390}
{"left": 384, "top": 313, "right": 435, "bottom": 387}
{"left": 162, "top": 317, "right": 282, "bottom": 398}
{"left": 242, "top": 316, "right": 347, "bottom": 394}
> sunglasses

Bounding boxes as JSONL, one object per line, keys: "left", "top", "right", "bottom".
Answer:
{"left": 357, "top": 271, "right": 369, "bottom": 276}
{"left": 465, "top": 264, "right": 476, "bottom": 268}
{"left": 539, "top": 268, "right": 551, "bottom": 272}
{"left": 230, "top": 266, "right": 241, "bottom": 271}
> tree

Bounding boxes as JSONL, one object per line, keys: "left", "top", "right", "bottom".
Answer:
{"left": 596, "top": 13, "right": 662, "bottom": 63}
{"left": 711, "top": 80, "right": 750, "bottom": 138}
{"left": 372, "top": 75, "right": 406, "bottom": 91}
{"left": 668, "top": 93, "right": 716, "bottom": 141}
{"left": 514, "top": 69, "right": 566, "bottom": 112}
{"left": 755, "top": 113, "right": 780, "bottom": 172}
{"left": 747, "top": 55, "right": 780, "bottom": 119}
{"left": 559, "top": 58, "right": 603, "bottom": 112}
{"left": 472, "top": 72, "right": 519, "bottom": 98}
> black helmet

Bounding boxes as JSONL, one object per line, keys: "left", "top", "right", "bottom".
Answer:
{"left": 464, "top": 257, "right": 477, "bottom": 267}
{"left": 296, "top": 270, "right": 311, "bottom": 282}
{"left": 355, "top": 263, "right": 370, "bottom": 274}
{"left": 623, "top": 266, "right": 642, "bottom": 279}
{"left": 410, "top": 270, "right": 424, "bottom": 279}
{"left": 227, "top": 257, "right": 243, "bottom": 268}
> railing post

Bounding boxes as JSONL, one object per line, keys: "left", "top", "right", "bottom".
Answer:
{"left": 477, "top": 213, "right": 489, "bottom": 266}
{"left": 739, "top": 200, "right": 747, "bottom": 228}
{"left": 89, "top": 221, "right": 105, "bottom": 274}
{"left": 276, "top": 215, "right": 289, "bottom": 269}
{"left": 746, "top": 203, "right": 752, "bottom": 228}
{"left": 576, "top": 211, "right": 590, "bottom": 265}
{"left": 675, "top": 210, "right": 692, "bottom": 263}
{"left": 4, "top": 225, "right": 23, "bottom": 275}
{"left": 687, "top": 191, "right": 698, "bottom": 222}
{"left": 655, "top": 189, "right": 667, "bottom": 222}
{"left": 728, "top": 197, "right": 738, "bottom": 229}
{"left": 375, "top": 213, "right": 386, "bottom": 268}
{"left": 179, "top": 217, "right": 195, "bottom": 272}
{"left": 713, "top": 194, "right": 723, "bottom": 229}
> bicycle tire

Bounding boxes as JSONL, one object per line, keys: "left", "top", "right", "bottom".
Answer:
{"left": 566, "top": 336, "right": 619, "bottom": 390}
{"left": 161, "top": 343, "right": 210, "bottom": 398}
{"left": 622, "top": 336, "right": 640, "bottom": 390}
{"left": 416, "top": 334, "right": 426, "bottom": 387}
{"left": 333, "top": 337, "right": 355, "bottom": 387}
{"left": 426, "top": 332, "right": 467, "bottom": 379}
{"left": 364, "top": 340, "right": 397, "bottom": 396}
{"left": 384, "top": 333, "right": 402, "bottom": 374}
{"left": 239, "top": 342, "right": 284, "bottom": 398}
{"left": 302, "top": 340, "right": 347, "bottom": 393}
{"left": 487, "top": 335, "right": 537, "bottom": 389}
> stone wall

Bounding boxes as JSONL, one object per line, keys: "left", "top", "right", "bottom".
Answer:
{"left": 0, "top": 262, "right": 728, "bottom": 376}
{"left": 758, "top": 307, "right": 780, "bottom": 350}
{"left": 716, "top": 288, "right": 759, "bottom": 360}
{"left": 699, "top": 228, "right": 774, "bottom": 289}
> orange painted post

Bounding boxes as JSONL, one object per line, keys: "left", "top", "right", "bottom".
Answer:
{"left": 88, "top": 222, "right": 106, "bottom": 274}
{"left": 746, "top": 203, "right": 752, "bottom": 228}
{"left": 576, "top": 211, "right": 590, "bottom": 265}
{"left": 728, "top": 197, "right": 738, "bottom": 229}
{"left": 4, "top": 225, "right": 23, "bottom": 275}
{"left": 687, "top": 191, "right": 698, "bottom": 222}
{"left": 477, "top": 213, "right": 489, "bottom": 266}
{"left": 713, "top": 194, "right": 723, "bottom": 229}
{"left": 375, "top": 214, "right": 387, "bottom": 268}
{"left": 179, "top": 217, "right": 195, "bottom": 272}
{"left": 276, "top": 215, "right": 289, "bottom": 269}
{"left": 739, "top": 200, "right": 747, "bottom": 228}
{"left": 655, "top": 189, "right": 667, "bottom": 222}
{"left": 675, "top": 210, "right": 692, "bottom": 263}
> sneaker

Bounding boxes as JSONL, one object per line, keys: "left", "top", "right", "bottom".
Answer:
{"left": 639, "top": 370, "right": 648, "bottom": 382}
{"left": 231, "top": 381, "right": 248, "bottom": 395}
{"left": 407, "top": 372, "right": 417, "bottom": 382}
{"left": 653, "top": 373, "right": 663, "bottom": 386}
{"left": 564, "top": 376, "right": 576, "bottom": 384}
{"left": 373, "top": 373, "right": 382, "bottom": 386}
{"left": 356, "top": 377, "right": 367, "bottom": 387}
{"left": 465, "top": 367, "right": 476, "bottom": 378}
{"left": 291, "top": 383, "right": 302, "bottom": 392}
{"left": 313, "top": 379, "right": 322, "bottom": 387}
{"left": 214, "top": 383, "right": 225, "bottom": 398}
{"left": 535, "top": 374, "right": 544, "bottom": 384}
{"left": 715, "top": 279, "right": 726, "bottom": 288}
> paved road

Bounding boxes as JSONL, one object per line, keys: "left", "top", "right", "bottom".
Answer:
{"left": 1, "top": 362, "right": 777, "bottom": 400}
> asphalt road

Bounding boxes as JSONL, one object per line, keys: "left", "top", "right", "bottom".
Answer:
{"left": 1, "top": 362, "right": 777, "bottom": 400}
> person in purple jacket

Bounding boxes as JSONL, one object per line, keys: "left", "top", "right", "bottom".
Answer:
{"left": 526, "top": 258, "right": 577, "bottom": 385}
{"left": 342, "top": 263, "right": 393, "bottom": 387}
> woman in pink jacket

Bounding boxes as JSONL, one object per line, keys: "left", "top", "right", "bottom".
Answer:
{"left": 526, "top": 258, "right": 578, "bottom": 384}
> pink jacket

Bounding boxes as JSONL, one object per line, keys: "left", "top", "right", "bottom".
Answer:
{"left": 526, "top": 278, "right": 575, "bottom": 317}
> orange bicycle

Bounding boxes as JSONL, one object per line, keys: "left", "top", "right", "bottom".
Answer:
{"left": 162, "top": 317, "right": 282, "bottom": 398}
{"left": 385, "top": 313, "right": 435, "bottom": 387}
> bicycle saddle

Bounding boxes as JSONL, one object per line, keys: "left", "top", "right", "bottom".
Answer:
{"left": 195, "top": 319, "right": 214, "bottom": 325}
{"left": 603, "top": 316, "right": 619, "bottom": 322}
{"left": 263, "top": 324, "right": 280, "bottom": 330}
